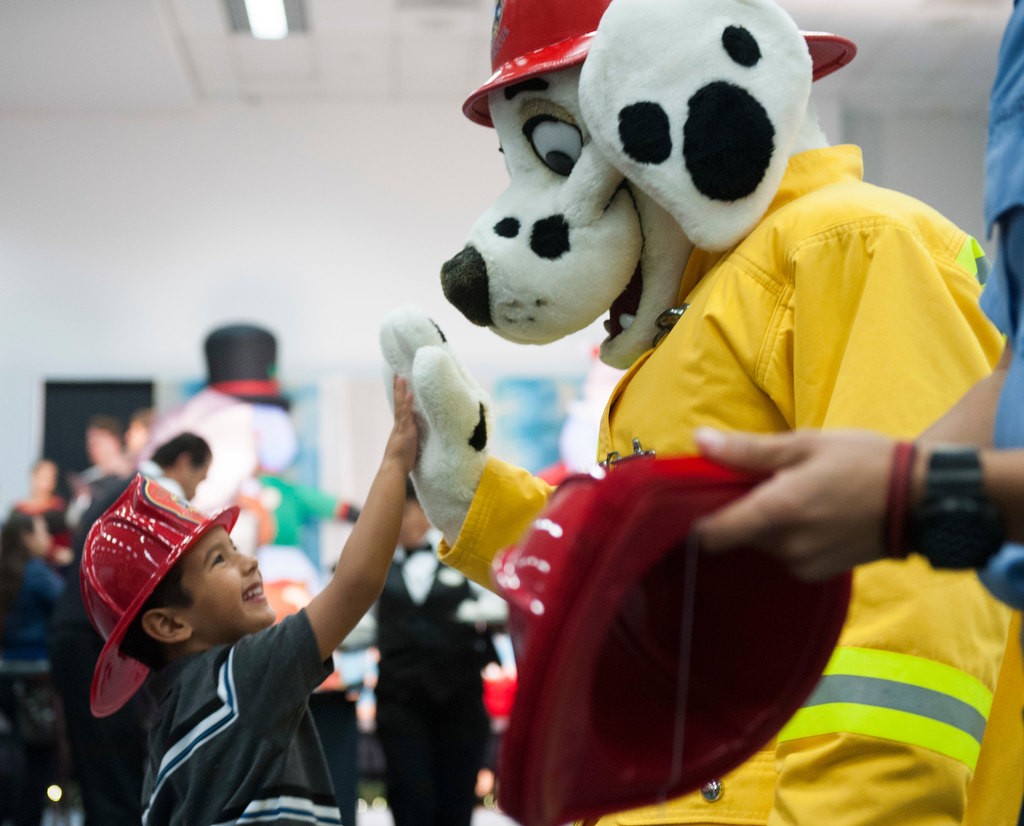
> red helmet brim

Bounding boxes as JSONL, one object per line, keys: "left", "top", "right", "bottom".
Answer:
{"left": 463, "top": 31, "right": 857, "bottom": 127}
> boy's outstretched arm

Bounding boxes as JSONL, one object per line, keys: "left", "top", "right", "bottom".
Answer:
{"left": 306, "top": 376, "right": 418, "bottom": 659}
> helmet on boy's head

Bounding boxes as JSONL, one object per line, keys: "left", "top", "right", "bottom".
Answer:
{"left": 81, "top": 474, "right": 238, "bottom": 718}
{"left": 463, "top": 0, "right": 857, "bottom": 126}
{"left": 492, "top": 456, "right": 851, "bottom": 825}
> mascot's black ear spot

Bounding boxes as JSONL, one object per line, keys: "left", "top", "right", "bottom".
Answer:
{"left": 722, "top": 26, "right": 761, "bottom": 68}
{"left": 530, "top": 215, "right": 571, "bottom": 260}
{"left": 469, "top": 403, "right": 487, "bottom": 451}
{"left": 683, "top": 81, "right": 775, "bottom": 202}
{"left": 429, "top": 320, "right": 447, "bottom": 343}
{"left": 618, "top": 102, "right": 672, "bottom": 165}
{"left": 494, "top": 217, "right": 521, "bottom": 238}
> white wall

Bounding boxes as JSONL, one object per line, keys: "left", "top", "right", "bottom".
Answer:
{"left": 0, "top": 92, "right": 993, "bottom": 512}
{"left": 0, "top": 98, "right": 604, "bottom": 510}
{"left": 845, "top": 106, "right": 991, "bottom": 245}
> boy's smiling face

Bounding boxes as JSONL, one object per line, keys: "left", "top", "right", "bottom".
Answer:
{"left": 177, "top": 526, "right": 277, "bottom": 649}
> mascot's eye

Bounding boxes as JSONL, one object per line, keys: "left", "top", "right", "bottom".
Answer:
{"left": 523, "top": 115, "right": 583, "bottom": 177}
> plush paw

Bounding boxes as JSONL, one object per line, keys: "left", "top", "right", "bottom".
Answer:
{"left": 380, "top": 306, "right": 491, "bottom": 541}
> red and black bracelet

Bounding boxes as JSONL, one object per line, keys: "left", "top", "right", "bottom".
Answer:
{"left": 884, "top": 440, "right": 917, "bottom": 559}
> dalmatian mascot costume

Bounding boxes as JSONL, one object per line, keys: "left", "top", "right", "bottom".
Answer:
{"left": 382, "top": 0, "right": 1024, "bottom": 822}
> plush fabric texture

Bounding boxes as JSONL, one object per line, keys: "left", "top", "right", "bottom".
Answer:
{"left": 443, "top": 64, "right": 693, "bottom": 370}
{"left": 579, "top": 0, "right": 812, "bottom": 251}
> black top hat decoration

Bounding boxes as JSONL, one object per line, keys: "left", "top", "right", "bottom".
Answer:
{"left": 204, "top": 323, "right": 290, "bottom": 409}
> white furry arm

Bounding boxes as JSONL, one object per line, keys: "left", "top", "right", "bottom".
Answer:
{"left": 380, "top": 306, "right": 491, "bottom": 542}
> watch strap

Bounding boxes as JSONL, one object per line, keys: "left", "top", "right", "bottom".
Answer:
{"left": 925, "top": 447, "right": 987, "bottom": 498}
{"left": 910, "top": 446, "right": 1005, "bottom": 569}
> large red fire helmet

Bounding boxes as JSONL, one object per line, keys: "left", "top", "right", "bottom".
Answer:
{"left": 492, "top": 456, "right": 851, "bottom": 826}
{"left": 464, "top": 0, "right": 857, "bottom": 126}
{"left": 81, "top": 475, "right": 239, "bottom": 718}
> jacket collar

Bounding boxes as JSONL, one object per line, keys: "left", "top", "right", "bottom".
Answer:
{"left": 674, "top": 144, "right": 865, "bottom": 305}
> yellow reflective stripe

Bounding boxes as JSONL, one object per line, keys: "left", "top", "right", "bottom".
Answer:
{"left": 955, "top": 235, "right": 986, "bottom": 279}
{"left": 776, "top": 647, "right": 994, "bottom": 770}
{"left": 824, "top": 647, "right": 993, "bottom": 717}
{"left": 778, "top": 703, "right": 982, "bottom": 770}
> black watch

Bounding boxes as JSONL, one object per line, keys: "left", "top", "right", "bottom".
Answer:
{"left": 908, "top": 447, "right": 1005, "bottom": 570}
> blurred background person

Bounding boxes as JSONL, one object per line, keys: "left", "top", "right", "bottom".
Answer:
{"left": 137, "top": 431, "right": 212, "bottom": 503}
{"left": 0, "top": 512, "right": 65, "bottom": 826}
{"left": 124, "top": 407, "right": 155, "bottom": 469}
{"left": 64, "top": 415, "right": 133, "bottom": 531}
{"left": 309, "top": 610, "right": 376, "bottom": 826}
{"left": 13, "top": 459, "right": 72, "bottom": 568}
{"left": 49, "top": 474, "right": 140, "bottom": 825}
{"left": 373, "top": 479, "right": 507, "bottom": 826}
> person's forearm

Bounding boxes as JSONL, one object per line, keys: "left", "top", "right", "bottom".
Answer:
{"left": 919, "top": 345, "right": 1009, "bottom": 446}
{"left": 332, "top": 456, "right": 406, "bottom": 607}
{"left": 981, "top": 449, "right": 1024, "bottom": 543}
{"left": 306, "top": 456, "right": 406, "bottom": 657}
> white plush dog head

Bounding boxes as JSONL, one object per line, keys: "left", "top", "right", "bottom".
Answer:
{"left": 441, "top": 0, "right": 854, "bottom": 369}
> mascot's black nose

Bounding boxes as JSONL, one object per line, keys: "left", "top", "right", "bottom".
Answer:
{"left": 441, "top": 245, "right": 493, "bottom": 327}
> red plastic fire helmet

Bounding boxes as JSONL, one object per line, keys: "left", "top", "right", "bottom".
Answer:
{"left": 81, "top": 474, "right": 238, "bottom": 718}
{"left": 464, "top": 0, "right": 857, "bottom": 126}
{"left": 492, "top": 456, "right": 851, "bottom": 826}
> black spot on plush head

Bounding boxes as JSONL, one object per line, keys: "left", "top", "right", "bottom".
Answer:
{"left": 469, "top": 403, "right": 488, "bottom": 451}
{"left": 722, "top": 26, "right": 761, "bottom": 68}
{"left": 683, "top": 81, "right": 775, "bottom": 202}
{"left": 618, "top": 102, "right": 672, "bottom": 165}
{"left": 494, "top": 217, "right": 521, "bottom": 238}
{"left": 530, "top": 215, "right": 571, "bottom": 259}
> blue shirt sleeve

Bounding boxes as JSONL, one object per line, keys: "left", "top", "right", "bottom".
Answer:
{"left": 985, "top": 0, "right": 1024, "bottom": 232}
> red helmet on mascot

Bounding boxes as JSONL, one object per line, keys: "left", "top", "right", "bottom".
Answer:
{"left": 463, "top": 0, "right": 857, "bottom": 126}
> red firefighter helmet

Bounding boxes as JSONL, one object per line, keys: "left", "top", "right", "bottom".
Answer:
{"left": 81, "top": 474, "right": 239, "bottom": 717}
{"left": 464, "top": 0, "right": 857, "bottom": 126}
{"left": 492, "top": 456, "right": 851, "bottom": 825}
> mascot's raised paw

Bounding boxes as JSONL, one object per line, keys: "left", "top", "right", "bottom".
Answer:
{"left": 380, "top": 305, "right": 491, "bottom": 542}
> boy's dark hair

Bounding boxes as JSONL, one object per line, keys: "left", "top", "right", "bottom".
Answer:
{"left": 151, "top": 432, "right": 212, "bottom": 471}
{"left": 120, "top": 560, "right": 194, "bottom": 670}
{"left": 87, "top": 414, "right": 125, "bottom": 440}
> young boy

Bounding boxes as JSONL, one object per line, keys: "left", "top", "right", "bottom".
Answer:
{"left": 80, "top": 378, "right": 418, "bottom": 825}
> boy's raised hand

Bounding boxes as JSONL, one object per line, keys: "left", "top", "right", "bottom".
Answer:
{"left": 386, "top": 376, "right": 419, "bottom": 476}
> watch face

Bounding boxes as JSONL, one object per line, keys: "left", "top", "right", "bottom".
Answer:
{"left": 916, "top": 497, "right": 1004, "bottom": 570}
